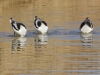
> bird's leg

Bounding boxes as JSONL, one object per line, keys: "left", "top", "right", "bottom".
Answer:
{"left": 14, "top": 32, "right": 16, "bottom": 36}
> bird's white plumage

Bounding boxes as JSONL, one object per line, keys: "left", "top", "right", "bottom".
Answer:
{"left": 37, "top": 23, "right": 48, "bottom": 34}
{"left": 13, "top": 25, "right": 27, "bottom": 37}
{"left": 10, "top": 18, "right": 27, "bottom": 37}
{"left": 80, "top": 18, "right": 93, "bottom": 33}
{"left": 81, "top": 24, "right": 93, "bottom": 33}
{"left": 34, "top": 16, "right": 48, "bottom": 34}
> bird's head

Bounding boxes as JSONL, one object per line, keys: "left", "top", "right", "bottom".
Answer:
{"left": 34, "top": 16, "right": 38, "bottom": 20}
{"left": 9, "top": 18, "right": 15, "bottom": 24}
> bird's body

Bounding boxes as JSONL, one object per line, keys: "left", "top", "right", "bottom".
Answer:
{"left": 80, "top": 17, "right": 93, "bottom": 33}
{"left": 34, "top": 16, "right": 48, "bottom": 34}
{"left": 10, "top": 18, "right": 27, "bottom": 37}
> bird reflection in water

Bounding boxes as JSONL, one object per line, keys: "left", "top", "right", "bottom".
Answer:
{"left": 12, "top": 37, "right": 27, "bottom": 53}
{"left": 35, "top": 34, "right": 48, "bottom": 52}
{"left": 80, "top": 33, "right": 93, "bottom": 49}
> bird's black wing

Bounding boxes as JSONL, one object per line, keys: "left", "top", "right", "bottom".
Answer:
{"left": 34, "top": 20, "right": 42, "bottom": 28}
{"left": 80, "top": 22, "right": 85, "bottom": 29}
{"left": 16, "top": 23, "right": 26, "bottom": 30}
{"left": 37, "top": 21, "right": 41, "bottom": 27}
{"left": 86, "top": 22, "right": 92, "bottom": 28}
{"left": 42, "top": 21, "right": 47, "bottom": 26}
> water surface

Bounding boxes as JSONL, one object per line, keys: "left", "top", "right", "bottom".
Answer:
{"left": 0, "top": 0, "right": 100, "bottom": 75}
